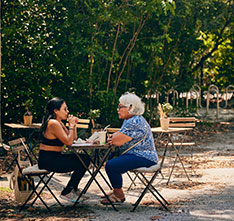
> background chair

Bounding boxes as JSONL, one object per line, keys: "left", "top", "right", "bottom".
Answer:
{"left": 167, "top": 117, "right": 197, "bottom": 184}
{"left": 106, "top": 128, "right": 120, "bottom": 134}
{"left": 168, "top": 117, "right": 196, "bottom": 152}
{"left": 66, "top": 118, "right": 91, "bottom": 139}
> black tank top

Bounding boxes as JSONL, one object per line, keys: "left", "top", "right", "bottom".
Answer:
{"left": 41, "top": 134, "right": 64, "bottom": 146}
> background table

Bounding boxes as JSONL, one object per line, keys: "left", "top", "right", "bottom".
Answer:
{"left": 4, "top": 123, "right": 42, "bottom": 172}
{"left": 4, "top": 123, "right": 42, "bottom": 129}
{"left": 4, "top": 123, "right": 42, "bottom": 146}
{"left": 151, "top": 127, "right": 193, "bottom": 184}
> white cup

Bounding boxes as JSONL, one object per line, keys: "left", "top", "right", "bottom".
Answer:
{"left": 98, "top": 131, "right": 107, "bottom": 144}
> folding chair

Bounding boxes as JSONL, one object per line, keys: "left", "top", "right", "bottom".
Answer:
{"left": 6, "top": 137, "right": 28, "bottom": 172}
{"left": 129, "top": 155, "right": 169, "bottom": 212}
{"left": 167, "top": 117, "right": 197, "bottom": 184}
{"left": 106, "top": 128, "right": 153, "bottom": 189}
{"left": 6, "top": 137, "right": 39, "bottom": 172}
{"left": 168, "top": 117, "right": 196, "bottom": 151}
{"left": 9, "top": 138, "right": 63, "bottom": 211}
{"left": 66, "top": 118, "right": 90, "bottom": 132}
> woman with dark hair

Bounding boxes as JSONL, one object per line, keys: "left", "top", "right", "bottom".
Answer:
{"left": 38, "top": 97, "right": 90, "bottom": 202}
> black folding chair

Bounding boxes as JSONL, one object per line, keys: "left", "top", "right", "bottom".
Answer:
{"left": 6, "top": 137, "right": 39, "bottom": 173}
{"left": 127, "top": 149, "right": 169, "bottom": 212}
{"left": 10, "top": 138, "right": 63, "bottom": 211}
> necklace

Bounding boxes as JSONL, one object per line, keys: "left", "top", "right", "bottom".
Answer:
{"left": 59, "top": 121, "right": 66, "bottom": 131}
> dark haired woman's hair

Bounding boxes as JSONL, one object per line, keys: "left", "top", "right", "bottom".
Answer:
{"left": 40, "top": 97, "right": 65, "bottom": 136}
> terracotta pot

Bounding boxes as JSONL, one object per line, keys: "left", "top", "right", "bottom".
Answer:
{"left": 24, "top": 115, "right": 33, "bottom": 126}
{"left": 160, "top": 117, "right": 169, "bottom": 130}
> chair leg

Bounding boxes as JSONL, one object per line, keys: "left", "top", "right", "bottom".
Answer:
{"left": 20, "top": 174, "right": 51, "bottom": 212}
{"left": 32, "top": 173, "right": 63, "bottom": 207}
{"left": 127, "top": 171, "right": 138, "bottom": 191}
{"left": 131, "top": 172, "right": 169, "bottom": 212}
{"left": 139, "top": 173, "right": 169, "bottom": 206}
{"left": 20, "top": 172, "right": 63, "bottom": 211}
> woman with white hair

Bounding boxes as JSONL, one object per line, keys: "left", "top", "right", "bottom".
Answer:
{"left": 101, "top": 92, "right": 158, "bottom": 205}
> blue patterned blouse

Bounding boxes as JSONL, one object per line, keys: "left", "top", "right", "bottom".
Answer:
{"left": 119, "top": 115, "right": 158, "bottom": 164}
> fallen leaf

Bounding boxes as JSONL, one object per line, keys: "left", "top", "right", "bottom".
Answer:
{"left": 11, "top": 213, "right": 23, "bottom": 218}
{"left": 150, "top": 215, "right": 162, "bottom": 220}
{"left": 27, "top": 206, "right": 35, "bottom": 211}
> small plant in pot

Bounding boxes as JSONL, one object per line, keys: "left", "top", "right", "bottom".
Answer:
{"left": 23, "top": 99, "right": 33, "bottom": 126}
{"left": 161, "top": 103, "right": 173, "bottom": 118}
{"left": 88, "top": 109, "right": 101, "bottom": 134}
{"left": 158, "top": 103, "right": 173, "bottom": 130}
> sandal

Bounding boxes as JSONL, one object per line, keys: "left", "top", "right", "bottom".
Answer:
{"left": 100, "top": 193, "right": 125, "bottom": 205}
{"left": 100, "top": 191, "right": 113, "bottom": 199}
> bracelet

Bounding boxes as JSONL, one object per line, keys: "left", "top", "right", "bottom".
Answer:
{"left": 69, "top": 128, "right": 75, "bottom": 130}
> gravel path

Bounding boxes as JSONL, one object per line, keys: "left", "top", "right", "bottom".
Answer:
{"left": 0, "top": 123, "right": 234, "bottom": 220}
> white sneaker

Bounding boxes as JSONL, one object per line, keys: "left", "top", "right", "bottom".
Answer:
{"left": 73, "top": 189, "right": 89, "bottom": 201}
{"left": 60, "top": 191, "right": 76, "bottom": 202}
{"left": 60, "top": 190, "right": 89, "bottom": 203}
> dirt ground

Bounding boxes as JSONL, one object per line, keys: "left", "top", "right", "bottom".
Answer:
{"left": 0, "top": 120, "right": 234, "bottom": 220}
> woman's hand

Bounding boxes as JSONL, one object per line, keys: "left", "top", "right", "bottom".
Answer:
{"left": 109, "top": 132, "right": 132, "bottom": 146}
{"left": 107, "top": 134, "right": 113, "bottom": 145}
{"left": 67, "top": 114, "right": 79, "bottom": 127}
{"left": 107, "top": 132, "right": 132, "bottom": 146}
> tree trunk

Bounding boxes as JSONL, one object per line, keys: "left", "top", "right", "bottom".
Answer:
{"left": 114, "top": 16, "right": 148, "bottom": 94}
{"left": 0, "top": 16, "right": 2, "bottom": 144}
{"left": 107, "top": 23, "right": 120, "bottom": 92}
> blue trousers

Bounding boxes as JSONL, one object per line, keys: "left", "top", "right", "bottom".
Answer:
{"left": 105, "top": 153, "right": 156, "bottom": 189}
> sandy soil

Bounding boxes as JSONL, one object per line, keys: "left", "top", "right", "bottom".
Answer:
{"left": 0, "top": 121, "right": 233, "bottom": 220}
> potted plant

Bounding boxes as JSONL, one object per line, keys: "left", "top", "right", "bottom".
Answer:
{"left": 23, "top": 99, "right": 33, "bottom": 126}
{"left": 157, "top": 103, "right": 173, "bottom": 130}
{"left": 88, "top": 109, "right": 101, "bottom": 134}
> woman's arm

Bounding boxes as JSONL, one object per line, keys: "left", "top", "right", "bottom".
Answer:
{"left": 47, "top": 118, "right": 78, "bottom": 146}
{"left": 107, "top": 131, "right": 132, "bottom": 146}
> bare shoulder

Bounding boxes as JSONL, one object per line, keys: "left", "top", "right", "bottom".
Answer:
{"left": 47, "top": 119, "right": 60, "bottom": 128}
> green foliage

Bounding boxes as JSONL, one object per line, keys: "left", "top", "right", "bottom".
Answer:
{"left": 172, "top": 106, "right": 197, "bottom": 117}
{"left": 88, "top": 109, "right": 100, "bottom": 120}
{"left": 0, "top": 187, "right": 12, "bottom": 192}
{"left": 162, "top": 102, "right": 173, "bottom": 116}
{"left": 90, "top": 90, "right": 121, "bottom": 127}
{"left": 1, "top": 0, "right": 234, "bottom": 141}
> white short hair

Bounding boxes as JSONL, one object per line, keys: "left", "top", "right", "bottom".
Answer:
{"left": 119, "top": 92, "right": 145, "bottom": 115}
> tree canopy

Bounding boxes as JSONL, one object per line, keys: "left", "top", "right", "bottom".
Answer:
{"left": 1, "top": 0, "right": 234, "bottom": 139}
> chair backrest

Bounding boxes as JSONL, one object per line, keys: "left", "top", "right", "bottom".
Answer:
{"left": 106, "top": 128, "right": 120, "bottom": 134}
{"left": 76, "top": 118, "right": 90, "bottom": 129}
{"left": 66, "top": 118, "right": 90, "bottom": 129}
{"left": 8, "top": 137, "right": 26, "bottom": 154}
{"left": 169, "top": 117, "right": 196, "bottom": 128}
{"left": 8, "top": 137, "right": 37, "bottom": 166}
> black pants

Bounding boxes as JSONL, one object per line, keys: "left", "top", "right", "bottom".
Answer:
{"left": 38, "top": 150, "right": 90, "bottom": 191}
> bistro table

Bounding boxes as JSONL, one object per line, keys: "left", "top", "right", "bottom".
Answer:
{"left": 70, "top": 143, "right": 118, "bottom": 211}
{"left": 4, "top": 123, "right": 42, "bottom": 146}
{"left": 4, "top": 123, "right": 42, "bottom": 129}
{"left": 4, "top": 123, "right": 42, "bottom": 172}
{"left": 151, "top": 127, "right": 193, "bottom": 185}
